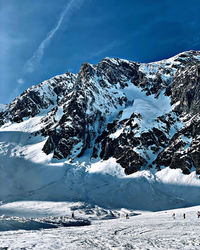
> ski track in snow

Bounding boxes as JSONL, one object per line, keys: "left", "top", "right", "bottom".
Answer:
{"left": 0, "top": 203, "right": 200, "bottom": 249}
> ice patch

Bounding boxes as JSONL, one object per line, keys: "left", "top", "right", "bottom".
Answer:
{"left": 55, "top": 106, "right": 64, "bottom": 121}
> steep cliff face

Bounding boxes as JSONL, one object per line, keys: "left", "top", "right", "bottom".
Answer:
{"left": 0, "top": 50, "right": 200, "bottom": 175}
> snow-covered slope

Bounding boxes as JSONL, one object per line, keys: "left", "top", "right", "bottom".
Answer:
{"left": 0, "top": 50, "right": 200, "bottom": 210}
{"left": 1, "top": 202, "right": 200, "bottom": 249}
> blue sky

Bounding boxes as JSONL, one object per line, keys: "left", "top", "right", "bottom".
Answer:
{"left": 1, "top": 0, "right": 200, "bottom": 104}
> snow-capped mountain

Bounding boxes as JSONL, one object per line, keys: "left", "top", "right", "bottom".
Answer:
{"left": 0, "top": 50, "right": 200, "bottom": 208}
{"left": 1, "top": 50, "right": 199, "bottom": 174}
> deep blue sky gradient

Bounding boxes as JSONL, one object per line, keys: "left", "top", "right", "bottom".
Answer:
{"left": 1, "top": 0, "right": 200, "bottom": 104}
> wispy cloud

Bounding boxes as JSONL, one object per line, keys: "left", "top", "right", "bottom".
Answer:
{"left": 24, "top": 0, "right": 83, "bottom": 74}
{"left": 89, "top": 41, "right": 121, "bottom": 59}
{"left": 17, "top": 78, "right": 24, "bottom": 85}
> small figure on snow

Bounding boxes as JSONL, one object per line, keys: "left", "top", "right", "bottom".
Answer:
{"left": 72, "top": 212, "right": 75, "bottom": 219}
{"left": 197, "top": 211, "right": 200, "bottom": 218}
{"left": 183, "top": 213, "right": 186, "bottom": 219}
{"left": 172, "top": 213, "right": 175, "bottom": 219}
{"left": 110, "top": 210, "right": 115, "bottom": 218}
{"left": 126, "top": 213, "right": 129, "bottom": 219}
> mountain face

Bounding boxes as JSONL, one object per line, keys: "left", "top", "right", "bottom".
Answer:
{"left": 0, "top": 50, "right": 200, "bottom": 176}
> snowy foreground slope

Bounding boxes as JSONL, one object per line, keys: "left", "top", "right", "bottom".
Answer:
{"left": 0, "top": 50, "right": 200, "bottom": 211}
{"left": 0, "top": 202, "right": 200, "bottom": 249}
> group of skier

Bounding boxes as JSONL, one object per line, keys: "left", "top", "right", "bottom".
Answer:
{"left": 71, "top": 211, "right": 200, "bottom": 220}
{"left": 172, "top": 211, "right": 200, "bottom": 219}
{"left": 172, "top": 213, "right": 185, "bottom": 219}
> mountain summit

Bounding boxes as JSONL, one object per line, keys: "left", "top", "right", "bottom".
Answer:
{"left": 0, "top": 50, "right": 200, "bottom": 177}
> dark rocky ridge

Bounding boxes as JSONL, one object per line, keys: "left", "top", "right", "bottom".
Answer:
{"left": 0, "top": 50, "right": 200, "bottom": 175}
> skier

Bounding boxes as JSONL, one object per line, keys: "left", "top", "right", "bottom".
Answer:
{"left": 110, "top": 210, "right": 115, "bottom": 218}
{"left": 72, "top": 212, "right": 75, "bottom": 219}
{"left": 126, "top": 213, "right": 129, "bottom": 219}
{"left": 197, "top": 211, "right": 200, "bottom": 218}
{"left": 183, "top": 213, "right": 186, "bottom": 219}
{"left": 172, "top": 213, "right": 175, "bottom": 219}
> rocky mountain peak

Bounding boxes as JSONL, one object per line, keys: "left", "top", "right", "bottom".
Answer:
{"left": 0, "top": 51, "right": 200, "bottom": 175}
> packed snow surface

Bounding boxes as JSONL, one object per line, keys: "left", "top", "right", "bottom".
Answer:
{"left": 0, "top": 202, "right": 200, "bottom": 249}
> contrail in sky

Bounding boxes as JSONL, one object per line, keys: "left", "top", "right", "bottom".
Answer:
{"left": 25, "top": 0, "right": 83, "bottom": 73}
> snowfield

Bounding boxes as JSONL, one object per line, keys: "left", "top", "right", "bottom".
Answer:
{"left": 0, "top": 202, "right": 200, "bottom": 249}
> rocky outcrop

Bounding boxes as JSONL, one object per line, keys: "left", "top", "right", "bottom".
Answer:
{"left": 0, "top": 72, "right": 76, "bottom": 125}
